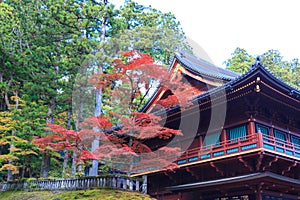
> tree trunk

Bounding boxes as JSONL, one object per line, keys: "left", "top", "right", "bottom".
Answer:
{"left": 21, "top": 165, "right": 25, "bottom": 178}
{"left": 88, "top": 132, "right": 100, "bottom": 176}
{"left": 71, "top": 150, "right": 77, "bottom": 177}
{"left": 62, "top": 100, "right": 72, "bottom": 176}
{"left": 62, "top": 149, "right": 69, "bottom": 176}
{"left": 89, "top": 0, "right": 107, "bottom": 176}
{"left": 40, "top": 57, "right": 59, "bottom": 177}
{"left": 7, "top": 166, "right": 13, "bottom": 182}
{"left": 40, "top": 99, "right": 55, "bottom": 178}
{"left": 89, "top": 88, "right": 101, "bottom": 176}
{"left": 40, "top": 152, "right": 51, "bottom": 178}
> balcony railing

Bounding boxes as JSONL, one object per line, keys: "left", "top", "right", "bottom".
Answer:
{"left": 176, "top": 132, "right": 300, "bottom": 165}
{"left": 262, "top": 134, "right": 300, "bottom": 157}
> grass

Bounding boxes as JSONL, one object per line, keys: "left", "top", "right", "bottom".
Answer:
{"left": 0, "top": 189, "right": 155, "bottom": 200}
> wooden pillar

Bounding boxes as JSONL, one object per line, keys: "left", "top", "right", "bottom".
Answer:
{"left": 270, "top": 125, "right": 274, "bottom": 137}
{"left": 221, "top": 129, "right": 227, "bottom": 143}
{"left": 255, "top": 190, "right": 262, "bottom": 200}
{"left": 255, "top": 184, "right": 263, "bottom": 200}
{"left": 248, "top": 120, "right": 255, "bottom": 135}
{"left": 199, "top": 135, "right": 203, "bottom": 147}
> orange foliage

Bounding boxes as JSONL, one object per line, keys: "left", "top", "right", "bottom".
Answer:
{"left": 33, "top": 51, "right": 194, "bottom": 173}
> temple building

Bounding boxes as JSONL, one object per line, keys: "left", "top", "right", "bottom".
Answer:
{"left": 133, "top": 51, "right": 300, "bottom": 200}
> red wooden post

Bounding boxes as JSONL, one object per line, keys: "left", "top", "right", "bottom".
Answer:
{"left": 257, "top": 128, "right": 263, "bottom": 148}
{"left": 248, "top": 120, "right": 255, "bottom": 136}
{"left": 199, "top": 135, "right": 204, "bottom": 148}
{"left": 221, "top": 129, "right": 227, "bottom": 145}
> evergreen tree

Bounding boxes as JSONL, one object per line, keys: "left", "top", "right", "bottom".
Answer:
{"left": 226, "top": 48, "right": 300, "bottom": 90}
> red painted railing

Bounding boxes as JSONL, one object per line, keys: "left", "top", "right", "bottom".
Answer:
{"left": 175, "top": 132, "right": 300, "bottom": 165}
{"left": 261, "top": 134, "right": 300, "bottom": 157}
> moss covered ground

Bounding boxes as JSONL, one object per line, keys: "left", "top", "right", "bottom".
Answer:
{"left": 0, "top": 189, "right": 155, "bottom": 200}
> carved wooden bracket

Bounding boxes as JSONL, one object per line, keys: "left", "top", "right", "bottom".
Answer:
{"left": 210, "top": 162, "right": 224, "bottom": 176}
{"left": 164, "top": 171, "right": 177, "bottom": 183}
{"left": 238, "top": 156, "right": 254, "bottom": 172}
{"left": 256, "top": 152, "right": 264, "bottom": 171}
{"left": 262, "top": 156, "right": 278, "bottom": 171}
{"left": 186, "top": 167, "right": 200, "bottom": 180}
{"left": 281, "top": 161, "right": 297, "bottom": 175}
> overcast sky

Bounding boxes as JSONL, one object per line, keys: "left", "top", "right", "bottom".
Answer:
{"left": 113, "top": 0, "right": 300, "bottom": 67}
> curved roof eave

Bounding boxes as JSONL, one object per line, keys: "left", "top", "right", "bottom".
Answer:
{"left": 174, "top": 51, "right": 240, "bottom": 81}
{"left": 192, "top": 59, "right": 300, "bottom": 103}
{"left": 141, "top": 56, "right": 300, "bottom": 114}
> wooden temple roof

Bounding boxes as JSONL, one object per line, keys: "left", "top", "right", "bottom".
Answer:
{"left": 142, "top": 52, "right": 300, "bottom": 115}
{"left": 151, "top": 56, "right": 300, "bottom": 114}
{"left": 173, "top": 51, "right": 240, "bottom": 81}
{"left": 189, "top": 57, "right": 300, "bottom": 108}
{"left": 141, "top": 51, "right": 240, "bottom": 113}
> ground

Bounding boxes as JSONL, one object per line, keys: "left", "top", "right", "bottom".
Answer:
{"left": 0, "top": 189, "right": 155, "bottom": 200}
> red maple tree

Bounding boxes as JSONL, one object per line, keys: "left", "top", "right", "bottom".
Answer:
{"left": 34, "top": 51, "right": 195, "bottom": 175}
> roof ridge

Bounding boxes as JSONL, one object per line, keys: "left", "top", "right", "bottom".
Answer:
{"left": 192, "top": 60, "right": 300, "bottom": 103}
{"left": 174, "top": 51, "right": 240, "bottom": 80}
{"left": 251, "top": 57, "right": 300, "bottom": 93}
{"left": 176, "top": 50, "right": 234, "bottom": 72}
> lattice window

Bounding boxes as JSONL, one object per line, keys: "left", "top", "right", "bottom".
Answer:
{"left": 291, "top": 135, "right": 300, "bottom": 146}
{"left": 255, "top": 123, "right": 270, "bottom": 135}
{"left": 274, "top": 129, "right": 286, "bottom": 141}
{"left": 228, "top": 124, "right": 247, "bottom": 141}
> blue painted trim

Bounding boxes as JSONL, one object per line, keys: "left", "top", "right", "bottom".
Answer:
{"left": 241, "top": 143, "right": 257, "bottom": 151}
{"left": 263, "top": 143, "right": 275, "bottom": 150}
{"left": 286, "top": 150, "right": 293, "bottom": 155}
{"left": 276, "top": 147, "right": 284, "bottom": 153}
{"left": 213, "top": 151, "right": 224, "bottom": 157}
{"left": 188, "top": 157, "right": 198, "bottom": 162}
{"left": 227, "top": 148, "right": 239, "bottom": 154}
{"left": 200, "top": 154, "right": 211, "bottom": 159}
{"left": 177, "top": 159, "right": 187, "bottom": 165}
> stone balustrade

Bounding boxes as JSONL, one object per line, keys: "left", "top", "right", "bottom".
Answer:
{"left": 0, "top": 175, "right": 146, "bottom": 193}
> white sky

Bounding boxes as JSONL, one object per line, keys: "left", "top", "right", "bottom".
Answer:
{"left": 112, "top": 0, "right": 300, "bottom": 67}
